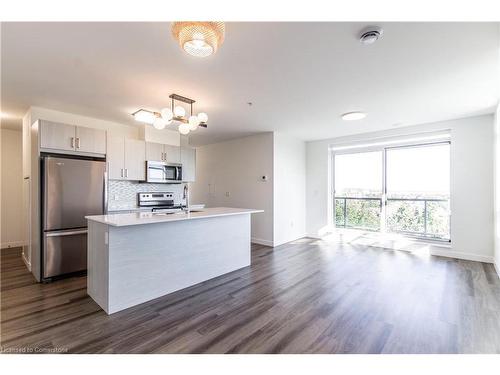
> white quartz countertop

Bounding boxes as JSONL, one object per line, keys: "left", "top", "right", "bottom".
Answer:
{"left": 86, "top": 207, "right": 264, "bottom": 227}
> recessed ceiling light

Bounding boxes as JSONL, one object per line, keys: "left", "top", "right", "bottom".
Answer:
{"left": 341, "top": 112, "right": 367, "bottom": 121}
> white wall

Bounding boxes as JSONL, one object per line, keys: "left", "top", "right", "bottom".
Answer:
{"left": 190, "top": 133, "right": 274, "bottom": 245}
{"left": 494, "top": 105, "right": 500, "bottom": 271}
{"left": 1, "top": 129, "right": 25, "bottom": 248}
{"left": 273, "top": 132, "right": 306, "bottom": 246}
{"left": 307, "top": 115, "right": 495, "bottom": 262}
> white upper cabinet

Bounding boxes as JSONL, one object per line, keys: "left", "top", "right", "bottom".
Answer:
{"left": 75, "top": 126, "right": 106, "bottom": 154}
{"left": 107, "top": 135, "right": 126, "bottom": 180}
{"left": 39, "top": 120, "right": 106, "bottom": 156}
{"left": 40, "top": 121, "right": 76, "bottom": 151}
{"left": 165, "top": 144, "right": 181, "bottom": 164}
{"left": 145, "top": 142, "right": 164, "bottom": 162}
{"left": 146, "top": 142, "right": 181, "bottom": 164}
{"left": 107, "top": 136, "right": 146, "bottom": 181}
{"left": 124, "top": 139, "right": 146, "bottom": 181}
{"left": 181, "top": 146, "right": 196, "bottom": 182}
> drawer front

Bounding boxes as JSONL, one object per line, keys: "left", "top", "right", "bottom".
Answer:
{"left": 43, "top": 230, "right": 87, "bottom": 278}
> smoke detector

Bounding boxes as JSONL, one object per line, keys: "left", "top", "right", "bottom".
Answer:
{"left": 359, "top": 26, "right": 383, "bottom": 45}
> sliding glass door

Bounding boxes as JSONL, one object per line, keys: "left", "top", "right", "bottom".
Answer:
{"left": 385, "top": 143, "right": 450, "bottom": 240}
{"left": 334, "top": 151, "right": 383, "bottom": 231}
{"left": 333, "top": 141, "right": 450, "bottom": 241}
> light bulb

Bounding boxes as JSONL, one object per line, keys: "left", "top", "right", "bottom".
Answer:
{"left": 174, "top": 105, "right": 186, "bottom": 118}
{"left": 188, "top": 115, "right": 200, "bottom": 131}
{"left": 153, "top": 117, "right": 167, "bottom": 130}
{"left": 161, "top": 108, "right": 174, "bottom": 121}
{"left": 197, "top": 112, "right": 208, "bottom": 123}
{"left": 178, "top": 123, "right": 190, "bottom": 135}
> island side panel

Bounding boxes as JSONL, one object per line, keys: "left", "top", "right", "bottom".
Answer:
{"left": 107, "top": 213, "right": 251, "bottom": 314}
{"left": 87, "top": 220, "right": 110, "bottom": 313}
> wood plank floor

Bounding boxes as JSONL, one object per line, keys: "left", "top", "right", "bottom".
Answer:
{"left": 1, "top": 239, "right": 500, "bottom": 354}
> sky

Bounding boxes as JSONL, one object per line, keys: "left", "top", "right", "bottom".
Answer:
{"left": 334, "top": 143, "right": 450, "bottom": 196}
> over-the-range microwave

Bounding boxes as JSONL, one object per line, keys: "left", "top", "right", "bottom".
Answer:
{"left": 146, "top": 161, "right": 183, "bottom": 183}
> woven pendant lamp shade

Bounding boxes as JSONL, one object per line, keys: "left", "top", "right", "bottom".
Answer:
{"left": 171, "top": 22, "right": 225, "bottom": 57}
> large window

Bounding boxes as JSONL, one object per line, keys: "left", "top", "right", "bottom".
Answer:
{"left": 334, "top": 151, "right": 382, "bottom": 231}
{"left": 333, "top": 141, "right": 450, "bottom": 241}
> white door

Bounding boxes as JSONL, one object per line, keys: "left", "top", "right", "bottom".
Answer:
{"left": 107, "top": 135, "right": 125, "bottom": 180}
{"left": 145, "top": 142, "right": 164, "bottom": 162}
{"left": 181, "top": 146, "right": 196, "bottom": 182}
{"left": 75, "top": 127, "right": 106, "bottom": 154}
{"left": 39, "top": 121, "right": 76, "bottom": 151}
{"left": 165, "top": 145, "right": 181, "bottom": 164}
{"left": 124, "top": 139, "right": 146, "bottom": 181}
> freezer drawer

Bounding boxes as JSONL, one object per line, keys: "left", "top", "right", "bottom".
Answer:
{"left": 43, "top": 229, "right": 87, "bottom": 279}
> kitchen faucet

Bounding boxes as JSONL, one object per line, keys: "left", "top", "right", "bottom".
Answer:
{"left": 183, "top": 183, "right": 189, "bottom": 211}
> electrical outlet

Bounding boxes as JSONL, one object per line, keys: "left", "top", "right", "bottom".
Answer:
{"left": 225, "top": 191, "right": 230, "bottom": 197}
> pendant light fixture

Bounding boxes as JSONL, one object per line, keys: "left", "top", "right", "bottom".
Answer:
{"left": 132, "top": 94, "right": 208, "bottom": 135}
{"left": 171, "top": 22, "right": 225, "bottom": 57}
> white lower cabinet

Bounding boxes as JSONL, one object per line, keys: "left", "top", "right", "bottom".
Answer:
{"left": 107, "top": 136, "right": 146, "bottom": 181}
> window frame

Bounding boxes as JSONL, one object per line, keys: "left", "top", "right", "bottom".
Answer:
{"left": 331, "top": 140, "right": 451, "bottom": 243}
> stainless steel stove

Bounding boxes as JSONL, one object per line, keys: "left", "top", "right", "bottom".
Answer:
{"left": 137, "top": 192, "right": 184, "bottom": 213}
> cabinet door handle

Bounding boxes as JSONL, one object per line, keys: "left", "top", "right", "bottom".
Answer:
{"left": 76, "top": 137, "right": 81, "bottom": 149}
{"left": 161, "top": 152, "right": 165, "bottom": 161}
{"left": 70, "top": 137, "right": 75, "bottom": 149}
{"left": 125, "top": 168, "right": 128, "bottom": 178}
{"left": 120, "top": 168, "right": 123, "bottom": 178}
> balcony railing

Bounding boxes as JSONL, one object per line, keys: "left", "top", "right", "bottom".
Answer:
{"left": 335, "top": 197, "right": 450, "bottom": 240}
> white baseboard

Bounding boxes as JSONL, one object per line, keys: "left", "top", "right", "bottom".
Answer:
{"left": 1, "top": 240, "right": 27, "bottom": 250}
{"left": 251, "top": 238, "right": 274, "bottom": 247}
{"left": 252, "top": 234, "right": 309, "bottom": 248}
{"left": 429, "top": 248, "right": 494, "bottom": 264}
{"left": 273, "top": 233, "right": 308, "bottom": 247}
{"left": 22, "top": 251, "right": 31, "bottom": 271}
{"left": 494, "top": 261, "right": 500, "bottom": 279}
{"left": 306, "top": 234, "right": 323, "bottom": 240}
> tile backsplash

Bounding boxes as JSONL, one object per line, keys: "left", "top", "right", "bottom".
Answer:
{"left": 108, "top": 180, "right": 186, "bottom": 211}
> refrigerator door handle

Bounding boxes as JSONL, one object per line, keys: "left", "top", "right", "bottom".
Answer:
{"left": 46, "top": 229, "right": 88, "bottom": 237}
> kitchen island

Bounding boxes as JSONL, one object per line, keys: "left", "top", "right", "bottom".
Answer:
{"left": 85, "top": 207, "right": 263, "bottom": 314}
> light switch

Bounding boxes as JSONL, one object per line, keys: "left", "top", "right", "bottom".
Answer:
{"left": 225, "top": 191, "right": 230, "bottom": 197}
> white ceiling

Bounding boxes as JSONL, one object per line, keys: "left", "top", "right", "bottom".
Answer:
{"left": 1, "top": 22, "right": 499, "bottom": 145}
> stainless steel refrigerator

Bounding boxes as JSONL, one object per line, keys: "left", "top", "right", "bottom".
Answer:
{"left": 42, "top": 156, "right": 106, "bottom": 280}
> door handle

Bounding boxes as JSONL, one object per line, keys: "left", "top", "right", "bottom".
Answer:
{"left": 71, "top": 137, "right": 75, "bottom": 149}
{"left": 120, "top": 168, "right": 124, "bottom": 178}
{"left": 76, "top": 137, "right": 81, "bottom": 149}
{"left": 46, "top": 229, "right": 88, "bottom": 237}
{"left": 125, "top": 168, "right": 128, "bottom": 178}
